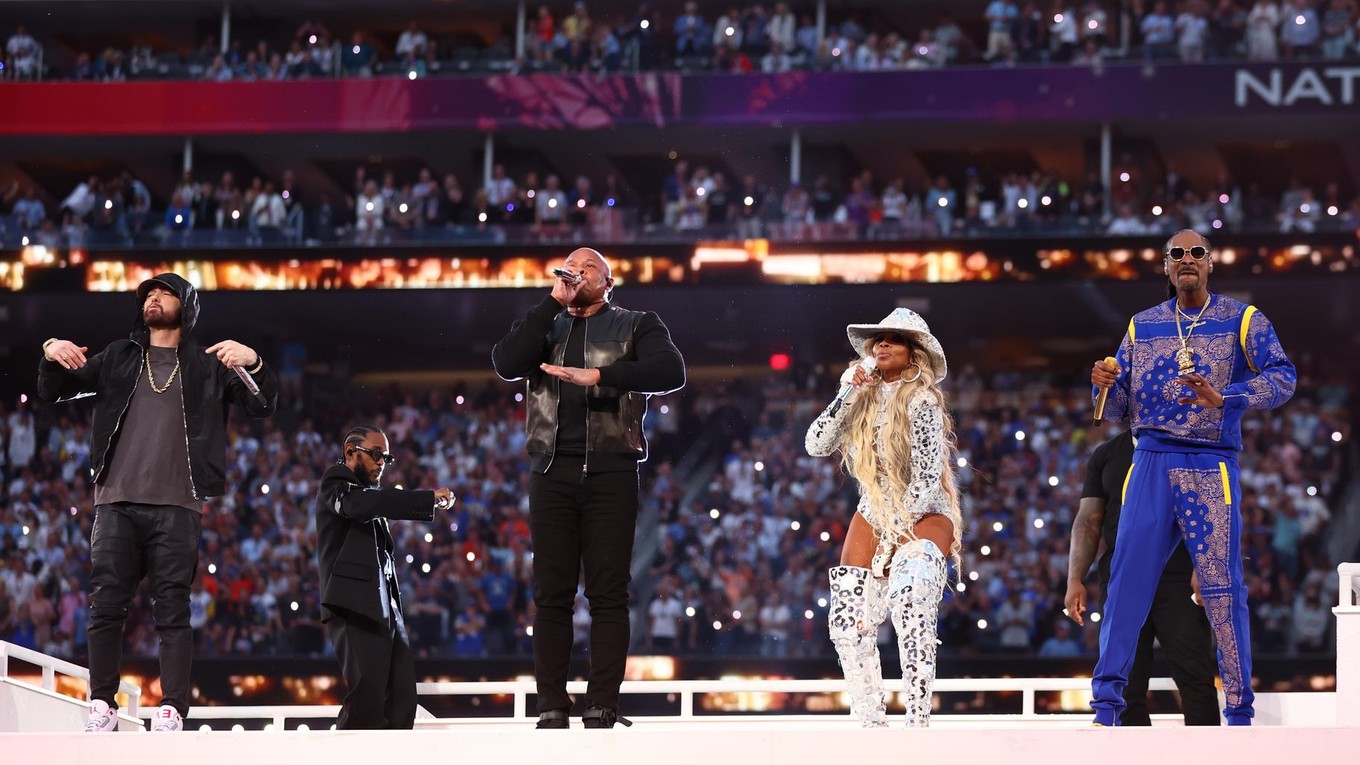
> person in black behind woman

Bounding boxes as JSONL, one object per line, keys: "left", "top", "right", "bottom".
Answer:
{"left": 315, "top": 424, "right": 453, "bottom": 729}
{"left": 1065, "top": 429, "right": 1220, "bottom": 725}
{"left": 492, "top": 247, "right": 685, "bottom": 729}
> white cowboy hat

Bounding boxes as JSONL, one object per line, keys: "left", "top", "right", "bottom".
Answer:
{"left": 845, "top": 307, "right": 948, "bottom": 382}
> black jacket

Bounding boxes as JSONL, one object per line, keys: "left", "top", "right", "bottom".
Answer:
{"left": 492, "top": 295, "right": 685, "bottom": 473}
{"left": 314, "top": 463, "right": 435, "bottom": 624}
{"left": 35, "top": 272, "right": 278, "bottom": 498}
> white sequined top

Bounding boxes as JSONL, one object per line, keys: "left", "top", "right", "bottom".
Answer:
{"left": 805, "top": 379, "right": 956, "bottom": 574}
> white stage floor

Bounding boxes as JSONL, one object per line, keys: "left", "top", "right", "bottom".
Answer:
{"left": 5, "top": 724, "right": 1360, "bottom": 765}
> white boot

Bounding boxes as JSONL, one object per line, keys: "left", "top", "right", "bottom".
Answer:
{"left": 828, "top": 565, "right": 889, "bottom": 727}
{"left": 888, "top": 540, "right": 946, "bottom": 728}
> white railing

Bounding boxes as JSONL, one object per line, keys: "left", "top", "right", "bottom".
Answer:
{"left": 0, "top": 640, "right": 142, "bottom": 726}
{"left": 144, "top": 676, "right": 1176, "bottom": 728}
{"left": 1336, "top": 562, "right": 1360, "bottom": 608}
{"left": 416, "top": 677, "right": 1175, "bottom": 721}
{"left": 1335, "top": 562, "right": 1360, "bottom": 725}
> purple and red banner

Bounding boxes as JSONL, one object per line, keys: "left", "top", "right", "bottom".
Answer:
{"left": 0, "top": 63, "right": 1354, "bottom": 136}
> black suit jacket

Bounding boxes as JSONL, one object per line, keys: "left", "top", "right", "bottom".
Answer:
{"left": 314, "top": 463, "right": 435, "bottom": 624}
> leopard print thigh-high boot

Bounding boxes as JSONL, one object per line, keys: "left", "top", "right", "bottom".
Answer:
{"left": 828, "top": 565, "right": 890, "bottom": 727}
{"left": 887, "top": 540, "right": 946, "bottom": 728}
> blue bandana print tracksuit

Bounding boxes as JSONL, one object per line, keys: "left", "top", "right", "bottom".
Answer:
{"left": 1091, "top": 295, "right": 1295, "bottom": 726}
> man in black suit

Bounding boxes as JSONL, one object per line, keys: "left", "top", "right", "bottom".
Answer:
{"left": 315, "top": 424, "right": 452, "bottom": 729}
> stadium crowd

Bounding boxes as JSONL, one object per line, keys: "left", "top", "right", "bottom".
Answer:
{"left": 5, "top": 157, "right": 1359, "bottom": 252}
{"left": 0, "top": 354, "right": 1349, "bottom": 661}
{"left": 6, "top": 0, "right": 1360, "bottom": 82}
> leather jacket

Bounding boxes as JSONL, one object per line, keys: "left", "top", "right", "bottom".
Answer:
{"left": 492, "top": 295, "right": 685, "bottom": 473}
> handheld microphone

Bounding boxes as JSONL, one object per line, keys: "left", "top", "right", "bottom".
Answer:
{"left": 1093, "top": 356, "right": 1117, "bottom": 426}
{"left": 551, "top": 267, "right": 583, "bottom": 285}
{"left": 231, "top": 365, "right": 268, "bottom": 407}
{"left": 435, "top": 493, "right": 454, "bottom": 510}
{"left": 833, "top": 357, "right": 878, "bottom": 408}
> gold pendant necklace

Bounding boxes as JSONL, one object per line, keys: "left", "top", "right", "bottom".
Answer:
{"left": 146, "top": 351, "right": 181, "bottom": 394}
{"left": 1173, "top": 295, "right": 1212, "bottom": 375}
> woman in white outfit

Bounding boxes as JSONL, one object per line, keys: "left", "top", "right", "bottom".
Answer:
{"left": 805, "top": 308, "right": 961, "bottom": 728}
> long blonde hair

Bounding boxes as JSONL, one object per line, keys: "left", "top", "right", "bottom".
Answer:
{"left": 840, "top": 339, "right": 963, "bottom": 566}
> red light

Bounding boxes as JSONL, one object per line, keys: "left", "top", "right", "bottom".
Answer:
{"left": 769, "top": 353, "right": 791, "bottom": 371}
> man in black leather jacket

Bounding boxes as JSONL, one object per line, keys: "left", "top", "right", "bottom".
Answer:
{"left": 493, "top": 247, "right": 685, "bottom": 729}
{"left": 37, "top": 272, "right": 277, "bottom": 732}
{"left": 314, "top": 424, "right": 451, "bottom": 729}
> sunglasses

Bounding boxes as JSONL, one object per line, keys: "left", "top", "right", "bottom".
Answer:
{"left": 1165, "top": 246, "right": 1210, "bottom": 262}
{"left": 353, "top": 445, "right": 396, "bottom": 465}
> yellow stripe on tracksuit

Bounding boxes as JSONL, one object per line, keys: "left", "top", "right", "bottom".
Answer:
{"left": 1219, "top": 462, "right": 1232, "bottom": 505}
{"left": 1121, "top": 464, "right": 1135, "bottom": 504}
{"left": 1240, "top": 306, "right": 1259, "bottom": 373}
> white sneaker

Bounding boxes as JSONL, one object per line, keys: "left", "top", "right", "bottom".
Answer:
{"left": 150, "top": 705, "right": 184, "bottom": 732}
{"left": 83, "top": 699, "right": 118, "bottom": 733}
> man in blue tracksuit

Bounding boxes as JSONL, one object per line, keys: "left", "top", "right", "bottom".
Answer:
{"left": 1089, "top": 228, "right": 1295, "bottom": 726}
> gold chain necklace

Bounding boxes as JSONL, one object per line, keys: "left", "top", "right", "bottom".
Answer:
{"left": 1173, "top": 294, "right": 1212, "bottom": 375}
{"left": 146, "top": 351, "right": 181, "bottom": 394}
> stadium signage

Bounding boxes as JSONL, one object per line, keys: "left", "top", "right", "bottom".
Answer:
{"left": 1235, "top": 67, "right": 1360, "bottom": 107}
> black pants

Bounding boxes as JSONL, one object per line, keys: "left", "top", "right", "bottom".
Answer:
{"left": 88, "top": 503, "right": 201, "bottom": 717}
{"left": 325, "top": 609, "right": 416, "bottom": 729}
{"left": 528, "top": 458, "right": 639, "bottom": 713}
{"left": 1118, "top": 572, "right": 1221, "bottom": 726}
